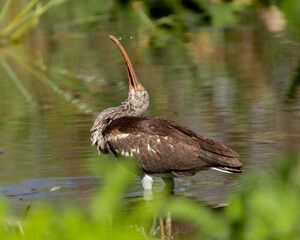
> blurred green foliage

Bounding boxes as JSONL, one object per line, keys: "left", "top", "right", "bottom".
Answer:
{"left": 1, "top": 0, "right": 300, "bottom": 45}
{"left": 0, "top": 153, "right": 299, "bottom": 239}
{"left": 0, "top": 0, "right": 66, "bottom": 43}
{"left": 281, "top": 0, "right": 300, "bottom": 30}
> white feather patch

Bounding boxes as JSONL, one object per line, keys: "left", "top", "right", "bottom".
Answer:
{"left": 147, "top": 144, "right": 156, "bottom": 153}
{"left": 117, "top": 133, "right": 129, "bottom": 139}
{"left": 211, "top": 167, "right": 232, "bottom": 174}
{"left": 107, "top": 133, "right": 129, "bottom": 142}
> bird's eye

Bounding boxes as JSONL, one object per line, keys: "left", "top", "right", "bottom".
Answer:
{"left": 142, "top": 92, "right": 146, "bottom": 97}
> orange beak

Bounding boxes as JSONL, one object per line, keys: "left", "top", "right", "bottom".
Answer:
{"left": 109, "top": 35, "right": 141, "bottom": 93}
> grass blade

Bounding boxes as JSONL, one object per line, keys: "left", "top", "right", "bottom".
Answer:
{"left": 132, "top": 1, "right": 155, "bottom": 30}
{"left": 10, "top": 0, "right": 67, "bottom": 41}
{"left": 0, "top": 0, "right": 13, "bottom": 27}
{"left": 0, "top": 54, "right": 37, "bottom": 106}
{"left": 4, "top": 47, "right": 94, "bottom": 114}
{"left": 1, "top": 0, "right": 39, "bottom": 36}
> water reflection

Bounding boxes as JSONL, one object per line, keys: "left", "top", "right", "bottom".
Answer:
{"left": 0, "top": 16, "right": 300, "bottom": 214}
{"left": 2, "top": 176, "right": 100, "bottom": 199}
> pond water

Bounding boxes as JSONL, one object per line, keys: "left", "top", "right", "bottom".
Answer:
{"left": 0, "top": 10, "right": 300, "bottom": 215}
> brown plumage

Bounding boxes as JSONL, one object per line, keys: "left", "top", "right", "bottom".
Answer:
{"left": 91, "top": 35, "right": 243, "bottom": 190}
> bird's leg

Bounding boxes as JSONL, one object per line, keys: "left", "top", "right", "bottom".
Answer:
{"left": 162, "top": 177, "right": 175, "bottom": 193}
{"left": 141, "top": 174, "right": 153, "bottom": 190}
{"left": 141, "top": 174, "right": 154, "bottom": 201}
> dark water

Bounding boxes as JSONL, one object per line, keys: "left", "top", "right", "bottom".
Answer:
{"left": 0, "top": 14, "right": 300, "bottom": 214}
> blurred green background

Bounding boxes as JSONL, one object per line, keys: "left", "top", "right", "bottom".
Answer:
{"left": 0, "top": 0, "right": 300, "bottom": 239}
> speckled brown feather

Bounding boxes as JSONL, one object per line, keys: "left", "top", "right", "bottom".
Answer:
{"left": 102, "top": 116, "right": 242, "bottom": 175}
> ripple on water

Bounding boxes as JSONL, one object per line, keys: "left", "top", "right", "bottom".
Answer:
{"left": 1, "top": 176, "right": 101, "bottom": 204}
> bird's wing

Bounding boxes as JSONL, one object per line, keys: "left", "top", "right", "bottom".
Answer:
{"left": 166, "top": 120, "right": 239, "bottom": 157}
{"left": 166, "top": 120, "right": 242, "bottom": 168}
{"left": 102, "top": 116, "right": 242, "bottom": 174}
{"left": 102, "top": 117, "right": 208, "bottom": 173}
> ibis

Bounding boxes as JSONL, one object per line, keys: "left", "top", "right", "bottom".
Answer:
{"left": 91, "top": 35, "right": 243, "bottom": 191}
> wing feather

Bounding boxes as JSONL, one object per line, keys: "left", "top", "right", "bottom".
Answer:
{"left": 102, "top": 116, "right": 242, "bottom": 174}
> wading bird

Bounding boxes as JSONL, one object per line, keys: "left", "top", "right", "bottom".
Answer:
{"left": 91, "top": 35, "right": 243, "bottom": 191}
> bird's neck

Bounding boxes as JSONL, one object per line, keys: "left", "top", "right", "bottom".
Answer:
{"left": 120, "top": 97, "right": 147, "bottom": 117}
{"left": 97, "top": 100, "right": 144, "bottom": 131}
{"left": 90, "top": 94, "right": 148, "bottom": 151}
{"left": 91, "top": 92, "right": 148, "bottom": 136}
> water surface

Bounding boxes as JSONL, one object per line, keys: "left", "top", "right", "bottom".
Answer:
{"left": 0, "top": 14, "right": 300, "bottom": 214}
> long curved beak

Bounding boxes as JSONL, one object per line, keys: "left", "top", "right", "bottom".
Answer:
{"left": 109, "top": 35, "right": 141, "bottom": 93}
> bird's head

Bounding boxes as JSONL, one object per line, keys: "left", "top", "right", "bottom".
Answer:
{"left": 110, "top": 35, "right": 149, "bottom": 116}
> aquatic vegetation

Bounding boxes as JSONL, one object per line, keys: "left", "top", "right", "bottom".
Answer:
{"left": 0, "top": 54, "right": 37, "bottom": 106}
{"left": 0, "top": 46, "right": 96, "bottom": 114}
{"left": 0, "top": 0, "right": 67, "bottom": 43}
{"left": 1, "top": 0, "right": 300, "bottom": 46}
